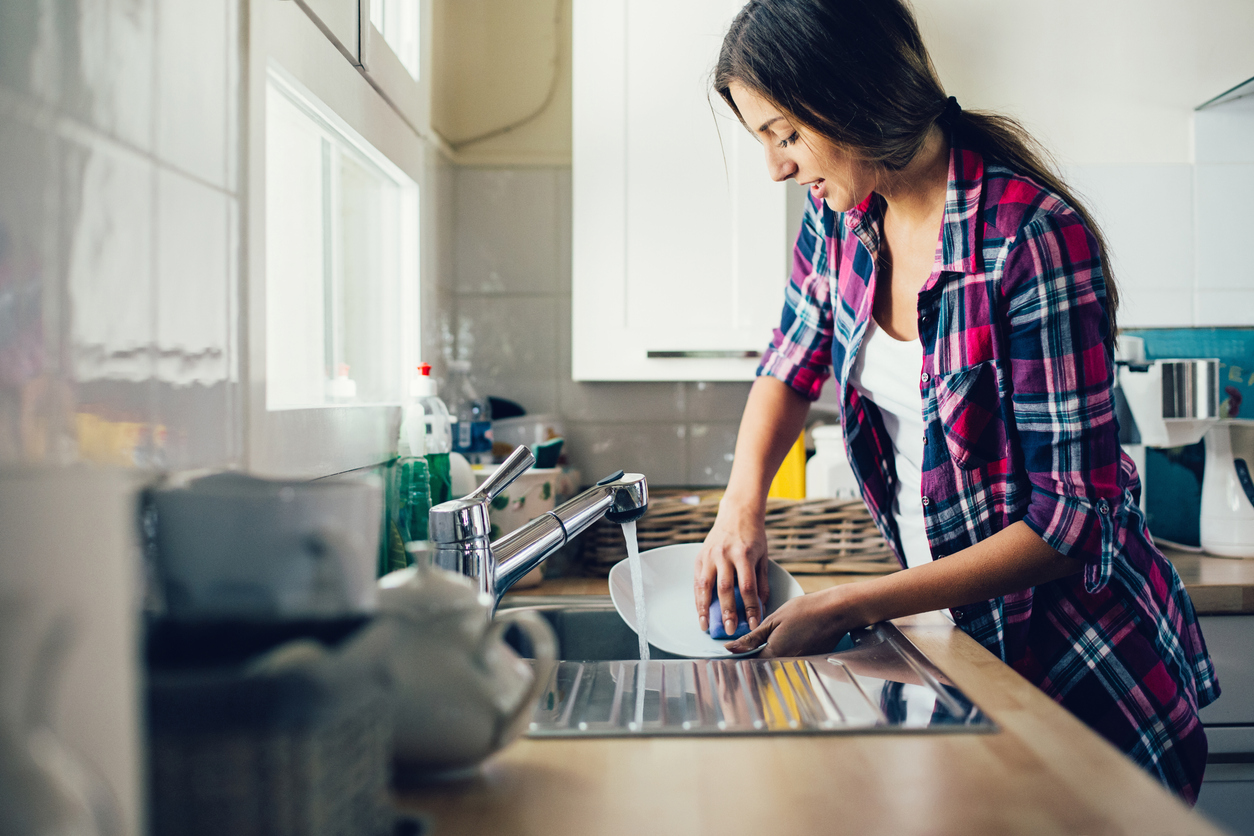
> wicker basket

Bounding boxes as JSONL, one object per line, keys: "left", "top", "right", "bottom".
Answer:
{"left": 579, "top": 489, "right": 898, "bottom": 575}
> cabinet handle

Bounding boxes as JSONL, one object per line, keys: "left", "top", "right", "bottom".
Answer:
{"left": 646, "top": 350, "right": 762, "bottom": 360}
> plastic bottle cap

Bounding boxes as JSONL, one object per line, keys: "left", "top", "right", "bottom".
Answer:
{"left": 411, "top": 363, "right": 437, "bottom": 397}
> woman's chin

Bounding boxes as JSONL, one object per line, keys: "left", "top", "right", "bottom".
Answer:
{"left": 824, "top": 195, "right": 857, "bottom": 213}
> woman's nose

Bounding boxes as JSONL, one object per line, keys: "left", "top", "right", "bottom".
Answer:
{"left": 765, "top": 147, "right": 797, "bottom": 183}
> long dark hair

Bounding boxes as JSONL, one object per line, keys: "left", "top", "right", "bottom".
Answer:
{"left": 714, "top": 0, "right": 1120, "bottom": 347}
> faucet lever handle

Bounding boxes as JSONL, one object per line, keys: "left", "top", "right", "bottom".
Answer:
{"left": 595, "top": 470, "right": 625, "bottom": 486}
{"left": 475, "top": 444, "right": 535, "bottom": 503}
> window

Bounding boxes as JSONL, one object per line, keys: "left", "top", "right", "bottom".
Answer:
{"left": 264, "top": 66, "right": 419, "bottom": 410}
{"left": 370, "top": 0, "right": 422, "bottom": 81}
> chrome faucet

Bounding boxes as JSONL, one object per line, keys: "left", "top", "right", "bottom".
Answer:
{"left": 429, "top": 446, "right": 648, "bottom": 609}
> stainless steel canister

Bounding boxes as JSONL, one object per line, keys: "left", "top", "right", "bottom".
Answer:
{"left": 1160, "top": 358, "right": 1220, "bottom": 420}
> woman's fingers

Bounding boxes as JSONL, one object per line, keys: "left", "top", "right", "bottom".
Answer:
{"left": 755, "top": 557, "right": 771, "bottom": 624}
{"left": 735, "top": 555, "right": 763, "bottom": 630}
{"left": 724, "top": 619, "right": 772, "bottom": 654}
{"left": 715, "top": 560, "right": 740, "bottom": 637}
{"left": 694, "top": 552, "right": 716, "bottom": 632}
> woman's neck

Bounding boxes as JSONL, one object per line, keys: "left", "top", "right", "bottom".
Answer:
{"left": 877, "top": 126, "right": 950, "bottom": 234}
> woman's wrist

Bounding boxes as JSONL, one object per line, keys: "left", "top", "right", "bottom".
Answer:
{"left": 719, "top": 477, "right": 769, "bottom": 517}
{"left": 820, "top": 579, "right": 883, "bottom": 632}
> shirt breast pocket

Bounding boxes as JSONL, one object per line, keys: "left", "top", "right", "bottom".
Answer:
{"left": 935, "top": 361, "right": 1008, "bottom": 470}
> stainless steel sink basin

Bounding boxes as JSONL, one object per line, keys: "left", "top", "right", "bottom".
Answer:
{"left": 498, "top": 596, "right": 994, "bottom": 738}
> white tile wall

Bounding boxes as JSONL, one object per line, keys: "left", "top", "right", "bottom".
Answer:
{"left": 1064, "top": 163, "right": 1195, "bottom": 326}
{"left": 156, "top": 0, "right": 229, "bottom": 188}
{"left": 1118, "top": 289, "right": 1196, "bottom": 330}
{"left": 564, "top": 421, "right": 689, "bottom": 486}
{"left": 67, "top": 136, "right": 155, "bottom": 384}
{"left": 1193, "top": 96, "right": 1254, "bottom": 318}
{"left": 455, "top": 294, "right": 561, "bottom": 414}
{"left": 1195, "top": 162, "right": 1254, "bottom": 292}
{"left": 1064, "top": 137, "right": 1254, "bottom": 327}
{"left": 1195, "top": 96, "right": 1254, "bottom": 165}
{"left": 80, "top": 0, "right": 156, "bottom": 151}
{"left": 455, "top": 167, "right": 562, "bottom": 294}
{"left": 0, "top": 0, "right": 243, "bottom": 473}
{"left": 1196, "top": 291, "right": 1254, "bottom": 327}
{"left": 688, "top": 422, "right": 739, "bottom": 486}
{"left": 155, "top": 168, "right": 231, "bottom": 386}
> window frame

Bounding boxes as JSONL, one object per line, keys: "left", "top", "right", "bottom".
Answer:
{"left": 244, "top": 0, "right": 433, "bottom": 478}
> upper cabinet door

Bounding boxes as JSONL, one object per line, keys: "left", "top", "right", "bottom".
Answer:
{"left": 572, "top": 0, "right": 793, "bottom": 381}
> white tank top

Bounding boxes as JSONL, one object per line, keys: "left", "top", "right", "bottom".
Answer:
{"left": 850, "top": 318, "right": 932, "bottom": 570}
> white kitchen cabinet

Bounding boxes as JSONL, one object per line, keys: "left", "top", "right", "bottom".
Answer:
{"left": 571, "top": 0, "right": 795, "bottom": 381}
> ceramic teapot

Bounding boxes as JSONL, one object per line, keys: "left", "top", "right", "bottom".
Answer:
{"left": 378, "top": 562, "right": 556, "bottom": 780}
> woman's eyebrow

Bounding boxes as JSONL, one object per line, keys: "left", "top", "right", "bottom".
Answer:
{"left": 757, "top": 116, "right": 787, "bottom": 133}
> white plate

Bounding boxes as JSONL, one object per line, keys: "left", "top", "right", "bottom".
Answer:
{"left": 608, "top": 543, "right": 805, "bottom": 659}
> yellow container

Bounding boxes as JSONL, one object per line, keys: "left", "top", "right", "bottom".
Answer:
{"left": 768, "top": 431, "right": 807, "bottom": 500}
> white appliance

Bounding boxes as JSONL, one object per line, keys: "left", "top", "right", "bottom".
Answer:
{"left": 1200, "top": 421, "right": 1254, "bottom": 558}
{"left": 1120, "top": 345, "right": 1254, "bottom": 558}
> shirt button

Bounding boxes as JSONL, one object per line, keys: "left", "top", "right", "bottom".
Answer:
{"left": 1097, "top": 500, "right": 1110, "bottom": 515}
{"left": 921, "top": 372, "right": 931, "bottom": 384}
{"left": 921, "top": 496, "right": 931, "bottom": 507}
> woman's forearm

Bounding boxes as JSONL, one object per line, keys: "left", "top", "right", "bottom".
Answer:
{"left": 721, "top": 376, "right": 812, "bottom": 512}
{"left": 725, "top": 520, "right": 1087, "bottom": 656}
{"left": 841, "top": 520, "right": 1085, "bottom": 626}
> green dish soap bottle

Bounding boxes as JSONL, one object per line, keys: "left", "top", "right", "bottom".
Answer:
{"left": 408, "top": 363, "right": 453, "bottom": 507}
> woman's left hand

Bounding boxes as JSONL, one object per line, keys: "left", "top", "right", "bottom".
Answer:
{"left": 723, "top": 587, "right": 856, "bottom": 658}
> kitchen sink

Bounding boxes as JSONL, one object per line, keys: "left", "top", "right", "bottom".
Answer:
{"left": 498, "top": 596, "right": 994, "bottom": 738}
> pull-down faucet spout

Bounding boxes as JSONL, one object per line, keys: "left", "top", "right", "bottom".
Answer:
{"left": 428, "top": 446, "right": 648, "bottom": 611}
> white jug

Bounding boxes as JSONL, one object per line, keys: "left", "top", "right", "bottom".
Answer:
{"left": 378, "top": 564, "right": 556, "bottom": 779}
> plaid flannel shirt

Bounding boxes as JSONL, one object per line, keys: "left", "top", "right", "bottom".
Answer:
{"left": 758, "top": 132, "right": 1220, "bottom": 802}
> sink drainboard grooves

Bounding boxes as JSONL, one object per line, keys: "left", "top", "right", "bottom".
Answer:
{"left": 525, "top": 633, "right": 995, "bottom": 738}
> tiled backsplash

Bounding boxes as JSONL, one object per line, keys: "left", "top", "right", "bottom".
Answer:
{"left": 1064, "top": 94, "right": 1254, "bottom": 328}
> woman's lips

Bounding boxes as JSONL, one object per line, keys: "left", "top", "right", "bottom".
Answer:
{"left": 809, "top": 179, "right": 825, "bottom": 199}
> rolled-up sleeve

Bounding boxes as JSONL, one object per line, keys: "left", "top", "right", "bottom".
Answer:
{"left": 756, "top": 197, "right": 834, "bottom": 401}
{"left": 1001, "top": 214, "right": 1120, "bottom": 591}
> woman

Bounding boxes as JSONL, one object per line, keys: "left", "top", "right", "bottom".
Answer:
{"left": 693, "top": 0, "right": 1219, "bottom": 802}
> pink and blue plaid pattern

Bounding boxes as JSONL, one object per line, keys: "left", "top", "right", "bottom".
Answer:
{"left": 758, "top": 133, "right": 1219, "bottom": 802}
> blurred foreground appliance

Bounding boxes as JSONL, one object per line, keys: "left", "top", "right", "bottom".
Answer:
{"left": 145, "top": 471, "right": 400, "bottom": 836}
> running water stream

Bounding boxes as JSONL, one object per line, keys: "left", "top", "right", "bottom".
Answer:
{"left": 621, "top": 520, "right": 649, "bottom": 662}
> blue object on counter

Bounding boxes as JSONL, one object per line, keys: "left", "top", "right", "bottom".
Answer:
{"left": 708, "top": 587, "right": 758, "bottom": 640}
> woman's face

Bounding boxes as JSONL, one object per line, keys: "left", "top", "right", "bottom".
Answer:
{"left": 728, "top": 82, "right": 877, "bottom": 213}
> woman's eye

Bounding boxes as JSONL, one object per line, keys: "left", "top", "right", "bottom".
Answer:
{"left": 778, "top": 132, "right": 798, "bottom": 148}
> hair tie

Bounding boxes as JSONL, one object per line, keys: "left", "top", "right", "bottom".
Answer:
{"left": 943, "top": 95, "right": 961, "bottom": 119}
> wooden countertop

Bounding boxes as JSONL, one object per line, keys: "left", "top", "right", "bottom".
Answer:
{"left": 396, "top": 608, "right": 1227, "bottom": 835}
{"left": 397, "top": 557, "right": 1244, "bottom": 835}
{"left": 1159, "top": 548, "right": 1254, "bottom": 615}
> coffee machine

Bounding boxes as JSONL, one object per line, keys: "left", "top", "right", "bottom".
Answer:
{"left": 1118, "top": 337, "right": 1254, "bottom": 558}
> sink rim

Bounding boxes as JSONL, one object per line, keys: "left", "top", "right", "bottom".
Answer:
{"left": 497, "top": 594, "right": 996, "bottom": 738}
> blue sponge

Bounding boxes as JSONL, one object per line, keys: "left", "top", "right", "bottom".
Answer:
{"left": 708, "top": 587, "right": 758, "bottom": 640}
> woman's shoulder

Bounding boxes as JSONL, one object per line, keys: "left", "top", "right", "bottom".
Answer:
{"left": 980, "top": 161, "right": 1089, "bottom": 244}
